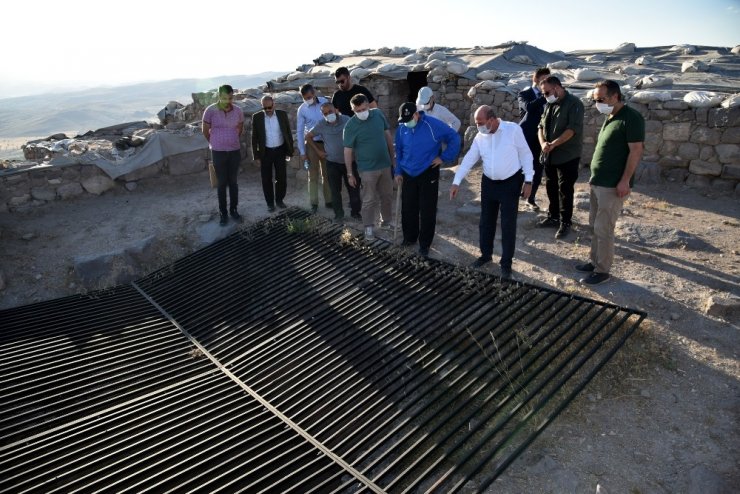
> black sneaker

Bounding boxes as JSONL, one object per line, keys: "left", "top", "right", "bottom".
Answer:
{"left": 277, "top": 201, "right": 287, "bottom": 209}
{"left": 419, "top": 246, "right": 430, "bottom": 257}
{"left": 538, "top": 217, "right": 559, "bottom": 228}
{"left": 230, "top": 210, "right": 242, "bottom": 222}
{"left": 501, "top": 267, "right": 512, "bottom": 280}
{"left": 401, "top": 240, "right": 416, "bottom": 247}
{"left": 580, "top": 272, "right": 611, "bottom": 285}
{"left": 219, "top": 213, "right": 228, "bottom": 226}
{"left": 311, "top": 204, "right": 318, "bottom": 213}
{"left": 267, "top": 205, "right": 275, "bottom": 213}
{"left": 575, "top": 262, "right": 595, "bottom": 272}
{"left": 471, "top": 256, "right": 492, "bottom": 268}
{"left": 555, "top": 223, "right": 570, "bottom": 239}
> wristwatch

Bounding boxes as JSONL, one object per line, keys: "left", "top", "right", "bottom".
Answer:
{"left": 525, "top": 181, "right": 532, "bottom": 185}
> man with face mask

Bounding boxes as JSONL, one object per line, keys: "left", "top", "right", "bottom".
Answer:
{"left": 306, "top": 102, "right": 360, "bottom": 222}
{"left": 395, "top": 102, "right": 461, "bottom": 257}
{"left": 297, "top": 84, "right": 332, "bottom": 213}
{"left": 343, "top": 94, "right": 396, "bottom": 239}
{"left": 415, "top": 86, "right": 461, "bottom": 131}
{"left": 537, "top": 76, "right": 584, "bottom": 239}
{"left": 576, "top": 80, "right": 644, "bottom": 285}
{"left": 202, "top": 84, "right": 244, "bottom": 226}
{"left": 251, "top": 95, "right": 294, "bottom": 212}
{"left": 450, "top": 106, "right": 533, "bottom": 280}
{"left": 518, "top": 67, "right": 551, "bottom": 211}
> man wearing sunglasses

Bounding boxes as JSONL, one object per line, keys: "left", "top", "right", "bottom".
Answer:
{"left": 576, "top": 80, "right": 644, "bottom": 285}
{"left": 251, "top": 95, "right": 294, "bottom": 212}
{"left": 331, "top": 66, "right": 377, "bottom": 117}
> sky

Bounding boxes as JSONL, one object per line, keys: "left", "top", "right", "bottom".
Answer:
{"left": 1, "top": 0, "right": 738, "bottom": 98}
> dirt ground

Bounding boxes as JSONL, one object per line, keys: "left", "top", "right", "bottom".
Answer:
{"left": 0, "top": 165, "right": 738, "bottom": 493}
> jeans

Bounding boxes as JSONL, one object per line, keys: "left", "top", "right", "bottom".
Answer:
{"left": 326, "top": 160, "right": 361, "bottom": 219}
{"left": 261, "top": 147, "right": 287, "bottom": 207}
{"left": 544, "top": 156, "right": 580, "bottom": 225}
{"left": 211, "top": 149, "right": 240, "bottom": 215}
{"left": 401, "top": 166, "right": 439, "bottom": 249}
{"left": 479, "top": 172, "right": 523, "bottom": 269}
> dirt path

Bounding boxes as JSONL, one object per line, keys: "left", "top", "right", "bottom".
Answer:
{"left": 1, "top": 167, "right": 738, "bottom": 493}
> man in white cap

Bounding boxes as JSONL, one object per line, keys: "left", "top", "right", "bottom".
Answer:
{"left": 416, "top": 86, "right": 461, "bottom": 131}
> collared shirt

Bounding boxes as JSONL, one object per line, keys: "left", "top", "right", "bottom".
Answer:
{"left": 538, "top": 91, "right": 584, "bottom": 165}
{"left": 453, "top": 119, "right": 533, "bottom": 185}
{"left": 309, "top": 114, "right": 350, "bottom": 163}
{"left": 425, "top": 103, "right": 461, "bottom": 132}
{"left": 202, "top": 103, "right": 244, "bottom": 152}
{"left": 531, "top": 84, "right": 541, "bottom": 97}
{"left": 342, "top": 109, "right": 392, "bottom": 172}
{"left": 591, "top": 104, "right": 645, "bottom": 188}
{"left": 264, "top": 113, "right": 284, "bottom": 148}
{"left": 297, "top": 96, "right": 328, "bottom": 154}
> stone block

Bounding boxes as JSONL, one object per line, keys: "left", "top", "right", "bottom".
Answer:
{"left": 48, "top": 178, "right": 63, "bottom": 185}
{"left": 699, "top": 145, "right": 716, "bottom": 161}
{"left": 57, "top": 182, "right": 84, "bottom": 199}
{"left": 711, "top": 178, "right": 737, "bottom": 192}
{"left": 650, "top": 109, "right": 673, "bottom": 121}
{"left": 80, "top": 165, "right": 104, "bottom": 179}
{"left": 663, "top": 168, "right": 688, "bottom": 182}
{"left": 474, "top": 94, "right": 494, "bottom": 105}
{"left": 635, "top": 162, "right": 661, "bottom": 184}
{"left": 645, "top": 120, "right": 663, "bottom": 133}
{"left": 677, "top": 142, "right": 700, "bottom": 160}
{"left": 81, "top": 175, "right": 115, "bottom": 195}
{"left": 688, "top": 160, "right": 722, "bottom": 176}
{"left": 658, "top": 156, "right": 687, "bottom": 168}
{"left": 663, "top": 122, "right": 691, "bottom": 141}
{"left": 493, "top": 92, "right": 507, "bottom": 105}
{"left": 167, "top": 151, "right": 206, "bottom": 176}
{"left": 715, "top": 144, "right": 739, "bottom": 164}
{"left": 686, "top": 174, "right": 712, "bottom": 188}
{"left": 8, "top": 194, "right": 31, "bottom": 206}
{"left": 721, "top": 127, "right": 740, "bottom": 144}
{"left": 61, "top": 167, "right": 81, "bottom": 181}
{"left": 673, "top": 110, "right": 694, "bottom": 122}
{"left": 695, "top": 108, "right": 708, "bottom": 124}
{"left": 708, "top": 106, "right": 740, "bottom": 128}
{"left": 445, "top": 93, "right": 464, "bottom": 101}
{"left": 644, "top": 133, "right": 662, "bottom": 154}
{"left": 31, "top": 187, "right": 56, "bottom": 202}
{"left": 663, "top": 100, "right": 689, "bottom": 110}
{"left": 721, "top": 164, "right": 740, "bottom": 180}
{"left": 690, "top": 127, "right": 722, "bottom": 145}
{"left": 121, "top": 162, "right": 163, "bottom": 181}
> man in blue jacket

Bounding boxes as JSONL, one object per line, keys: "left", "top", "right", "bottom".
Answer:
{"left": 395, "top": 102, "right": 461, "bottom": 257}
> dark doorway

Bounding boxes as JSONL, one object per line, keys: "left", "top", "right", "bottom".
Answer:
{"left": 406, "top": 71, "right": 429, "bottom": 102}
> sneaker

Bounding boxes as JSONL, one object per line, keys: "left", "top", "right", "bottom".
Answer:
{"left": 364, "top": 226, "right": 374, "bottom": 238}
{"left": 230, "top": 210, "right": 242, "bottom": 222}
{"left": 526, "top": 200, "right": 540, "bottom": 212}
{"left": 419, "top": 246, "right": 430, "bottom": 257}
{"left": 470, "top": 256, "right": 492, "bottom": 268}
{"left": 219, "top": 213, "right": 228, "bottom": 226}
{"left": 501, "top": 267, "right": 512, "bottom": 280}
{"left": 277, "top": 201, "right": 287, "bottom": 209}
{"left": 580, "top": 272, "right": 611, "bottom": 285}
{"left": 555, "top": 223, "right": 570, "bottom": 239}
{"left": 575, "top": 262, "right": 595, "bottom": 272}
{"left": 538, "top": 217, "right": 559, "bottom": 228}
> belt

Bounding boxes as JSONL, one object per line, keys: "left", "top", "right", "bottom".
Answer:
{"left": 483, "top": 170, "right": 522, "bottom": 183}
{"left": 266, "top": 145, "right": 283, "bottom": 150}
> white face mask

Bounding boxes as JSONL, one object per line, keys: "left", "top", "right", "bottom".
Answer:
{"left": 545, "top": 94, "right": 558, "bottom": 104}
{"left": 477, "top": 124, "right": 490, "bottom": 134}
{"left": 325, "top": 113, "right": 337, "bottom": 123}
{"left": 595, "top": 102, "right": 614, "bottom": 115}
{"left": 416, "top": 104, "right": 426, "bottom": 112}
{"left": 355, "top": 110, "right": 369, "bottom": 121}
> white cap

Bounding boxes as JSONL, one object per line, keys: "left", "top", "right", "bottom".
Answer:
{"left": 416, "top": 86, "right": 433, "bottom": 105}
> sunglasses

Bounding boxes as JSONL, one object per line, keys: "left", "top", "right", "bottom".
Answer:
{"left": 335, "top": 79, "right": 347, "bottom": 85}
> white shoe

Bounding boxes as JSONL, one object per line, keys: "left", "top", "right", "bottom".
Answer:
{"left": 364, "top": 226, "right": 374, "bottom": 238}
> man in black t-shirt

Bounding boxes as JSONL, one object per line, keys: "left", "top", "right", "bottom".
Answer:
{"left": 331, "top": 66, "right": 378, "bottom": 116}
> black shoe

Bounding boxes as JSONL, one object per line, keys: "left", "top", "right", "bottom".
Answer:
{"left": 311, "top": 204, "right": 318, "bottom": 213}
{"left": 333, "top": 215, "right": 344, "bottom": 224}
{"left": 401, "top": 240, "right": 416, "bottom": 247}
{"left": 219, "top": 213, "right": 228, "bottom": 226}
{"left": 580, "top": 272, "right": 611, "bottom": 285}
{"left": 501, "top": 267, "right": 512, "bottom": 280}
{"left": 419, "top": 246, "right": 430, "bottom": 257}
{"left": 555, "top": 223, "right": 570, "bottom": 239}
{"left": 351, "top": 213, "right": 362, "bottom": 221}
{"left": 267, "top": 205, "right": 275, "bottom": 213}
{"left": 325, "top": 202, "right": 333, "bottom": 209}
{"left": 230, "top": 210, "right": 242, "bottom": 222}
{"left": 277, "top": 201, "right": 287, "bottom": 209}
{"left": 575, "top": 262, "right": 595, "bottom": 272}
{"left": 538, "top": 217, "right": 559, "bottom": 228}
{"left": 471, "top": 256, "right": 492, "bottom": 268}
{"left": 527, "top": 200, "right": 540, "bottom": 211}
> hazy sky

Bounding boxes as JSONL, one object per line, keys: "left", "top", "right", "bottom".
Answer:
{"left": 1, "top": 0, "right": 738, "bottom": 98}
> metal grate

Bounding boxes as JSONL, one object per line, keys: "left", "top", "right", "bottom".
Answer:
{"left": 0, "top": 209, "right": 645, "bottom": 493}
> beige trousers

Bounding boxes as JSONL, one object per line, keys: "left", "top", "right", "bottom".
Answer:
{"left": 589, "top": 184, "right": 625, "bottom": 274}
{"left": 359, "top": 168, "right": 394, "bottom": 228}
{"left": 306, "top": 141, "right": 332, "bottom": 206}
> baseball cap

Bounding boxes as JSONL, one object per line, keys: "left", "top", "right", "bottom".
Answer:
{"left": 416, "top": 86, "right": 433, "bottom": 105}
{"left": 398, "top": 102, "right": 417, "bottom": 123}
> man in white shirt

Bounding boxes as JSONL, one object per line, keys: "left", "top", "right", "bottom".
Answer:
{"left": 416, "top": 86, "right": 461, "bottom": 132}
{"left": 297, "top": 84, "right": 332, "bottom": 212}
{"left": 450, "top": 105, "right": 533, "bottom": 280}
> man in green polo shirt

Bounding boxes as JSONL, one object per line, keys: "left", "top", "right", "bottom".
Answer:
{"left": 576, "top": 80, "right": 645, "bottom": 285}
{"left": 537, "top": 76, "right": 584, "bottom": 239}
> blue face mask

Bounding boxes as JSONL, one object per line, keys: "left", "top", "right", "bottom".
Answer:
{"left": 404, "top": 119, "right": 417, "bottom": 129}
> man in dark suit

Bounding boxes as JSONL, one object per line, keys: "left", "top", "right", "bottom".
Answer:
{"left": 518, "top": 67, "right": 551, "bottom": 211}
{"left": 252, "top": 95, "right": 294, "bottom": 212}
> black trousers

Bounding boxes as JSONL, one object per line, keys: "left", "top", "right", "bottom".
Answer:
{"left": 545, "top": 156, "right": 579, "bottom": 225}
{"left": 261, "top": 147, "right": 287, "bottom": 207}
{"left": 211, "top": 150, "right": 240, "bottom": 215}
{"left": 479, "top": 172, "right": 523, "bottom": 269}
{"left": 401, "top": 166, "right": 439, "bottom": 249}
{"left": 528, "top": 155, "right": 544, "bottom": 203}
{"left": 326, "top": 160, "right": 361, "bottom": 219}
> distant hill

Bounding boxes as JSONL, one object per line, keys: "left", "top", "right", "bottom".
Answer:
{"left": 0, "top": 72, "right": 284, "bottom": 139}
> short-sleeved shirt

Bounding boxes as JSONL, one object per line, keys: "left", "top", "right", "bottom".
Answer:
{"left": 332, "top": 85, "right": 376, "bottom": 116}
{"left": 342, "top": 109, "right": 391, "bottom": 172}
{"left": 590, "top": 104, "right": 645, "bottom": 188}
{"left": 202, "top": 103, "right": 244, "bottom": 152}
{"left": 538, "top": 91, "right": 584, "bottom": 165}
{"left": 309, "top": 115, "right": 350, "bottom": 163}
